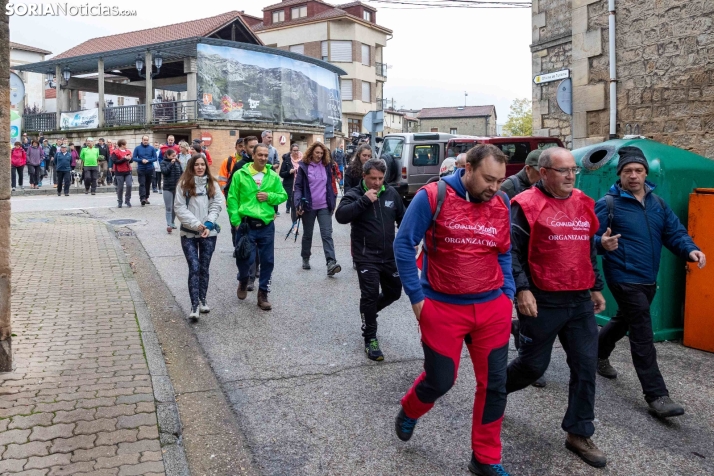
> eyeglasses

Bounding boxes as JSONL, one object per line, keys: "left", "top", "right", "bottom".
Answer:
{"left": 543, "top": 166, "right": 581, "bottom": 176}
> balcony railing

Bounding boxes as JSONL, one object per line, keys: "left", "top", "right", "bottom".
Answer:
{"left": 150, "top": 100, "right": 197, "bottom": 124}
{"left": 375, "top": 62, "right": 387, "bottom": 78}
{"left": 105, "top": 104, "right": 145, "bottom": 127}
{"left": 23, "top": 113, "right": 56, "bottom": 133}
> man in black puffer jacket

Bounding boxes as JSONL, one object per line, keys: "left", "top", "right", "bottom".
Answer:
{"left": 160, "top": 148, "right": 184, "bottom": 233}
{"left": 336, "top": 158, "right": 406, "bottom": 361}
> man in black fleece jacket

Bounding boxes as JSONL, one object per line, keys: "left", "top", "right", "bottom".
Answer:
{"left": 336, "top": 158, "right": 405, "bottom": 361}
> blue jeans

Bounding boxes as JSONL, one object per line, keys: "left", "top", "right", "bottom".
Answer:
{"left": 234, "top": 221, "right": 275, "bottom": 292}
{"left": 180, "top": 236, "right": 217, "bottom": 309}
{"left": 338, "top": 165, "right": 344, "bottom": 185}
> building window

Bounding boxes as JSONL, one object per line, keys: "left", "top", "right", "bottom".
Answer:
{"left": 362, "top": 81, "right": 371, "bottom": 102}
{"left": 361, "top": 44, "right": 370, "bottom": 66}
{"left": 341, "top": 79, "right": 353, "bottom": 100}
{"left": 321, "top": 41, "right": 328, "bottom": 61}
{"left": 321, "top": 40, "right": 352, "bottom": 62}
{"left": 291, "top": 6, "right": 307, "bottom": 19}
{"left": 117, "top": 97, "right": 124, "bottom": 106}
{"left": 363, "top": 10, "right": 371, "bottom": 21}
{"left": 272, "top": 10, "right": 284, "bottom": 23}
{"left": 431, "top": 128, "right": 438, "bottom": 132}
{"left": 348, "top": 118, "right": 362, "bottom": 135}
{"left": 289, "top": 44, "right": 305, "bottom": 55}
{"left": 450, "top": 128, "right": 457, "bottom": 134}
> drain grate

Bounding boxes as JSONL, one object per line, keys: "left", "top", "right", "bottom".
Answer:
{"left": 108, "top": 219, "right": 139, "bottom": 225}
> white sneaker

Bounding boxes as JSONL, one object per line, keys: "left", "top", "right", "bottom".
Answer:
{"left": 188, "top": 306, "right": 199, "bottom": 322}
{"left": 199, "top": 300, "right": 210, "bottom": 313}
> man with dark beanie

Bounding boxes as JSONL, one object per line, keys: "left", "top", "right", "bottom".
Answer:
{"left": 594, "top": 146, "right": 706, "bottom": 418}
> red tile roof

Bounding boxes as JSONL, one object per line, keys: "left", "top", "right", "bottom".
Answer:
{"left": 252, "top": 7, "right": 391, "bottom": 33}
{"left": 10, "top": 41, "right": 52, "bottom": 55}
{"left": 337, "top": 1, "right": 375, "bottom": 11}
{"left": 264, "top": 0, "right": 332, "bottom": 10}
{"left": 417, "top": 106, "right": 496, "bottom": 119}
{"left": 53, "top": 11, "right": 259, "bottom": 60}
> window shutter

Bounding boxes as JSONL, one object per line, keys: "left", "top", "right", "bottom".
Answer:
{"left": 330, "top": 41, "right": 352, "bottom": 62}
{"left": 362, "top": 81, "right": 370, "bottom": 102}
{"left": 289, "top": 44, "right": 304, "bottom": 55}
{"left": 361, "top": 44, "right": 370, "bottom": 66}
{"left": 321, "top": 41, "right": 328, "bottom": 59}
{"left": 341, "top": 79, "right": 353, "bottom": 100}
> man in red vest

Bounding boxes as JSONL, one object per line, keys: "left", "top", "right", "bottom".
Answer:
{"left": 393, "top": 144, "right": 515, "bottom": 476}
{"left": 507, "top": 147, "right": 607, "bottom": 468}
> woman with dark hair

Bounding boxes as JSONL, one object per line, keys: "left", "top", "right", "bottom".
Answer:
{"left": 11, "top": 141, "right": 26, "bottom": 191}
{"left": 279, "top": 143, "right": 302, "bottom": 219}
{"left": 26, "top": 140, "right": 44, "bottom": 189}
{"left": 174, "top": 155, "right": 225, "bottom": 321}
{"left": 161, "top": 148, "right": 183, "bottom": 233}
{"left": 344, "top": 145, "right": 373, "bottom": 192}
{"left": 111, "top": 139, "right": 133, "bottom": 208}
{"left": 293, "top": 142, "right": 341, "bottom": 275}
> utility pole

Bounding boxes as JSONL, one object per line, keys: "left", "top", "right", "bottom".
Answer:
{"left": 464, "top": 91, "right": 468, "bottom": 107}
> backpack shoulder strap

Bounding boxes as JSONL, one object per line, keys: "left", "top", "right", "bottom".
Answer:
{"left": 651, "top": 193, "right": 666, "bottom": 209}
{"left": 430, "top": 179, "right": 448, "bottom": 252}
{"left": 605, "top": 194, "right": 614, "bottom": 228}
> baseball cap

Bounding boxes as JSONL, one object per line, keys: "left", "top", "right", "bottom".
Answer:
{"left": 525, "top": 150, "right": 543, "bottom": 167}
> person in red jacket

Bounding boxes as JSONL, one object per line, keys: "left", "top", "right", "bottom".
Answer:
{"left": 393, "top": 144, "right": 515, "bottom": 476}
{"left": 111, "top": 139, "right": 134, "bottom": 208}
{"left": 507, "top": 147, "right": 607, "bottom": 469}
{"left": 11, "top": 141, "right": 27, "bottom": 191}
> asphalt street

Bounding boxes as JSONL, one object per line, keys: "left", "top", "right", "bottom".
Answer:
{"left": 12, "top": 192, "right": 714, "bottom": 476}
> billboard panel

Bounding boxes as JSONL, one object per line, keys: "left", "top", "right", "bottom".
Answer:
{"left": 197, "top": 43, "right": 342, "bottom": 131}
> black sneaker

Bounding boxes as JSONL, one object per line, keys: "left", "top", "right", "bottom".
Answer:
{"left": 597, "top": 358, "right": 618, "bottom": 379}
{"left": 327, "top": 259, "right": 341, "bottom": 276}
{"left": 302, "top": 258, "right": 311, "bottom": 270}
{"left": 648, "top": 396, "right": 685, "bottom": 418}
{"left": 532, "top": 375, "right": 546, "bottom": 388}
{"left": 141, "top": 200, "right": 146, "bottom": 207}
{"left": 395, "top": 407, "right": 418, "bottom": 442}
{"left": 468, "top": 454, "right": 511, "bottom": 476}
{"left": 365, "top": 338, "right": 384, "bottom": 362}
{"left": 126, "top": 201, "right": 132, "bottom": 208}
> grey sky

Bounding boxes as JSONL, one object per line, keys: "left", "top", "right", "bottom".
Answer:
{"left": 9, "top": 0, "right": 533, "bottom": 122}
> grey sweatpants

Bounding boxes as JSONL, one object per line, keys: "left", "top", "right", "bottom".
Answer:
{"left": 300, "top": 208, "right": 336, "bottom": 263}
{"left": 163, "top": 189, "right": 176, "bottom": 226}
{"left": 115, "top": 174, "right": 133, "bottom": 204}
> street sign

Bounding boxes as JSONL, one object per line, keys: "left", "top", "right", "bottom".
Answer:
{"left": 363, "top": 110, "right": 384, "bottom": 133}
{"left": 556, "top": 78, "right": 573, "bottom": 115}
{"left": 324, "top": 125, "right": 335, "bottom": 139}
{"left": 10, "top": 72, "right": 25, "bottom": 106}
{"left": 201, "top": 132, "right": 213, "bottom": 146}
{"left": 533, "top": 69, "right": 570, "bottom": 85}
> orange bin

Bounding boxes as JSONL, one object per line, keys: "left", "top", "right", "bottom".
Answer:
{"left": 683, "top": 188, "right": 714, "bottom": 353}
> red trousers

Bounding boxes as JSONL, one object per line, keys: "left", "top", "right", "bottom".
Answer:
{"left": 401, "top": 293, "right": 512, "bottom": 464}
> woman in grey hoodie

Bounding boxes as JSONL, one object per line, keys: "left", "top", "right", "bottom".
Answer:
{"left": 26, "top": 140, "right": 44, "bottom": 189}
{"left": 174, "top": 155, "right": 224, "bottom": 322}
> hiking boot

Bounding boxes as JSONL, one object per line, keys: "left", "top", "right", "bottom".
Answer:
{"left": 141, "top": 200, "right": 146, "bottom": 206}
{"left": 199, "top": 300, "right": 211, "bottom": 313}
{"left": 327, "top": 259, "right": 341, "bottom": 276}
{"left": 648, "top": 396, "right": 685, "bottom": 418}
{"left": 237, "top": 280, "right": 248, "bottom": 300}
{"left": 257, "top": 290, "right": 272, "bottom": 311}
{"left": 125, "top": 201, "right": 132, "bottom": 207}
{"left": 395, "top": 407, "right": 418, "bottom": 442}
{"left": 565, "top": 433, "right": 607, "bottom": 468}
{"left": 597, "top": 358, "right": 618, "bottom": 379}
{"left": 117, "top": 201, "right": 123, "bottom": 208}
{"left": 532, "top": 375, "right": 546, "bottom": 388}
{"left": 247, "top": 279, "right": 255, "bottom": 292}
{"left": 468, "top": 454, "right": 511, "bottom": 476}
{"left": 302, "top": 258, "right": 311, "bottom": 270}
{"left": 188, "top": 306, "right": 199, "bottom": 323}
{"left": 365, "top": 338, "right": 384, "bottom": 361}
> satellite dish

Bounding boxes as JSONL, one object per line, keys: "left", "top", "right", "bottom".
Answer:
{"left": 10, "top": 72, "right": 26, "bottom": 106}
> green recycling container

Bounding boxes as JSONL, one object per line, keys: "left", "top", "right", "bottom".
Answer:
{"left": 572, "top": 138, "right": 714, "bottom": 341}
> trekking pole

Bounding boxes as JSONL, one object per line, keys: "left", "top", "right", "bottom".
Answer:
{"left": 294, "top": 217, "right": 301, "bottom": 242}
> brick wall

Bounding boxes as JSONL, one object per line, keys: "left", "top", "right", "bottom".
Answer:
{"left": 304, "top": 41, "right": 321, "bottom": 59}
{"left": 191, "top": 128, "right": 237, "bottom": 175}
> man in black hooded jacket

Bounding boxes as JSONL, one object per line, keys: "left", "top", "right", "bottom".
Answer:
{"left": 336, "top": 158, "right": 405, "bottom": 361}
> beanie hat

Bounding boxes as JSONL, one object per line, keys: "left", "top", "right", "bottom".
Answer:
{"left": 616, "top": 146, "right": 649, "bottom": 175}
{"left": 525, "top": 149, "right": 542, "bottom": 167}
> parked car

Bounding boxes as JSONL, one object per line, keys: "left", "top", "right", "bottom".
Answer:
{"left": 445, "top": 136, "right": 564, "bottom": 177}
{"left": 378, "top": 133, "right": 564, "bottom": 203}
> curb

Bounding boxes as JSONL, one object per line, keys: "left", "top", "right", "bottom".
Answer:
{"left": 12, "top": 186, "right": 120, "bottom": 196}
{"left": 105, "top": 223, "right": 191, "bottom": 476}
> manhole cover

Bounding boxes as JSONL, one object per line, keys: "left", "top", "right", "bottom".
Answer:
{"left": 108, "top": 219, "right": 139, "bottom": 225}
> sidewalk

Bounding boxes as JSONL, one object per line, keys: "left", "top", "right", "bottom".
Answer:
{"left": 0, "top": 213, "right": 181, "bottom": 475}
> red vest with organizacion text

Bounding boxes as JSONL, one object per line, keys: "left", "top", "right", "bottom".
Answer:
{"left": 512, "top": 187, "right": 598, "bottom": 292}
{"left": 422, "top": 182, "right": 511, "bottom": 295}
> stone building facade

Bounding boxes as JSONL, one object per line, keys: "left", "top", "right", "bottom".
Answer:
{"left": 417, "top": 106, "right": 497, "bottom": 136}
{"left": 533, "top": 0, "right": 714, "bottom": 158}
{"left": 1, "top": 3, "right": 12, "bottom": 370}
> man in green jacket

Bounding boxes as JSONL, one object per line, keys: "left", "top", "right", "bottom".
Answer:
{"left": 227, "top": 143, "right": 287, "bottom": 311}
{"left": 80, "top": 137, "right": 100, "bottom": 195}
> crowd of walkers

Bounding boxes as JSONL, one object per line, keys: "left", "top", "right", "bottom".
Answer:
{"left": 13, "top": 130, "right": 708, "bottom": 475}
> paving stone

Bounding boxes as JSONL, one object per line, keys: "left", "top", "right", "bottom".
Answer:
{"left": 0, "top": 405, "right": 36, "bottom": 418}
{"left": 75, "top": 419, "right": 117, "bottom": 435}
{"left": 34, "top": 402, "right": 75, "bottom": 413}
{"left": 94, "top": 405, "right": 135, "bottom": 419}
{"left": 11, "top": 469, "right": 49, "bottom": 476}
{"left": 29, "top": 424, "right": 75, "bottom": 442}
{"left": 48, "top": 461, "right": 96, "bottom": 475}
{"left": 11, "top": 413, "right": 54, "bottom": 429}
{"left": 133, "top": 402, "right": 155, "bottom": 414}
{"left": 117, "top": 440, "right": 160, "bottom": 454}
{"left": 75, "top": 398, "right": 116, "bottom": 409}
{"left": 25, "top": 453, "right": 72, "bottom": 470}
{"left": 0, "top": 418, "right": 9, "bottom": 432}
{"left": 94, "top": 453, "right": 140, "bottom": 470}
{"left": 116, "top": 413, "right": 156, "bottom": 430}
{"left": 3, "top": 440, "right": 51, "bottom": 459}
{"left": 115, "top": 394, "right": 153, "bottom": 405}
{"left": 0, "top": 458, "right": 27, "bottom": 473}
{"left": 53, "top": 408, "right": 96, "bottom": 424}
{"left": 74, "top": 469, "right": 119, "bottom": 476}
{"left": 71, "top": 445, "right": 118, "bottom": 463}
{"left": 94, "top": 429, "right": 138, "bottom": 446}
{"left": 49, "top": 435, "right": 96, "bottom": 453}
{"left": 0, "top": 428, "right": 31, "bottom": 445}
{"left": 117, "top": 461, "right": 165, "bottom": 476}
{"left": 136, "top": 426, "right": 159, "bottom": 441}
{"left": 140, "top": 451, "right": 163, "bottom": 463}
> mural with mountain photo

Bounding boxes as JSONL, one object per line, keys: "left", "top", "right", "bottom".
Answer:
{"left": 197, "top": 43, "right": 342, "bottom": 130}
